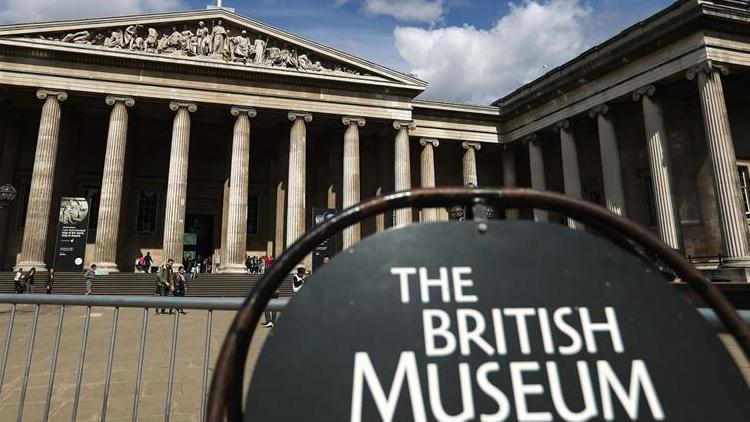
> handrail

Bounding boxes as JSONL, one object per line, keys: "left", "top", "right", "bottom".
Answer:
{"left": 0, "top": 294, "right": 288, "bottom": 310}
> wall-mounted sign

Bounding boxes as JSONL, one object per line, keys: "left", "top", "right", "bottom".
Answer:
{"left": 53, "top": 197, "right": 90, "bottom": 272}
{"left": 245, "top": 221, "right": 750, "bottom": 421}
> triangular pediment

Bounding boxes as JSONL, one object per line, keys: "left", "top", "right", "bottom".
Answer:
{"left": 0, "top": 9, "right": 426, "bottom": 90}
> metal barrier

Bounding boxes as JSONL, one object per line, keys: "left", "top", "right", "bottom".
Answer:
{"left": 0, "top": 294, "right": 287, "bottom": 422}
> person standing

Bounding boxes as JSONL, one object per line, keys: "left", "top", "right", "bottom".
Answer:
{"left": 45, "top": 268, "right": 55, "bottom": 294}
{"left": 84, "top": 264, "right": 96, "bottom": 295}
{"left": 292, "top": 266, "right": 306, "bottom": 294}
{"left": 156, "top": 260, "right": 174, "bottom": 315}
{"left": 174, "top": 266, "right": 188, "bottom": 315}
{"left": 13, "top": 268, "right": 23, "bottom": 294}
{"left": 261, "top": 286, "right": 279, "bottom": 328}
{"left": 24, "top": 267, "right": 36, "bottom": 294}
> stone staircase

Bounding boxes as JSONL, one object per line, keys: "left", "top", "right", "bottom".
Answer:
{"left": 0, "top": 272, "right": 294, "bottom": 297}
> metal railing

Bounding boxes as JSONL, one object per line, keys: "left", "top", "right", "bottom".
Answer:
{"left": 0, "top": 294, "right": 287, "bottom": 422}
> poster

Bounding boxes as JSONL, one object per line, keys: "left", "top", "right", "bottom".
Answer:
{"left": 53, "top": 197, "right": 90, "bottom": 272}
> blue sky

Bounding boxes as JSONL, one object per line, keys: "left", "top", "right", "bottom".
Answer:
{"left": 0, "top": 0, "right": 676, "bottom": 104}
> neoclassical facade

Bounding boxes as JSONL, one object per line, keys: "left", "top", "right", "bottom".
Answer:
{"left": 1, "top": 0, "right": 750, "bottom": 280}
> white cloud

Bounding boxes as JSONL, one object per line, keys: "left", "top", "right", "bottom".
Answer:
{"left": 363, "top": 0, "right": 444, "bottom": 23}
{"left": 394, "top": 0, "right": 592, "bottom": 104}
{"left": 0, "top": 0, "right": 185, "bottom": 24}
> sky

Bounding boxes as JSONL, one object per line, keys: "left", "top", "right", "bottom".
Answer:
{"left": 0, "top": 0, "right": 675, "bottom": 105}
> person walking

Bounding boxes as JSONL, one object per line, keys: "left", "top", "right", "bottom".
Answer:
{"left": 45, "top": 268, "right": 55, "bottom": 294}
{"left": 13, "top": 268, "right": 23, "bottom": 294}
{"left": 83, "top": 264, "right": 96, "bottom": 295}
{"left": 261, "top": 287, "right": 280, "bottom": 328}
{"left": 143, "top": 252, "right": 154, "bottom": 273}
{"left": 24, "top": 267, "right": 36, "bottom": 294}
{"left": 174, "top": 266, "right": 188, "bottom": 315}
{"left": 156, "top": 259, "right": 174, "bottom": 315}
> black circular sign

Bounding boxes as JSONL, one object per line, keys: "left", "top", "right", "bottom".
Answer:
{"left": 246, "top": 221, "right": 750, "bottom": 421}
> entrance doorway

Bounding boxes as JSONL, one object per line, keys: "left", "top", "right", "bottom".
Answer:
{"left": 184, "top": 214, "right": 214, "bottom": 263}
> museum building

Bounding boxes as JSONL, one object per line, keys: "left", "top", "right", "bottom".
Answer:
{"left": 0, "top": 0, "right": 749, "bottom": 278}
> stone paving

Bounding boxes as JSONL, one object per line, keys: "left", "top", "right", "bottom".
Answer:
{"left": 0, "top": 303, "right": 748, "bottom": 421}
{"left": 0, "top": 304, "right": 269, "bottom": 422}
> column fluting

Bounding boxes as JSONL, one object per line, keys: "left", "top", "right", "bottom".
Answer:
{"left": 17, "top": 89, "right": 68, "bottom": 271}
{"left": 393, "top": 120, "right": 415, "bottom": 227}
{"left": 688, "top": 63, "right": 750, "bottom": 264}
{"left": 501, "top": 145, "right": 519, "bottom": 219}
{"left": 286, "top": 111, "right": 312, "bottom": 248}
{"left": 590, "top": 104, "right": 627, "bottom": 216}
{"left": 342, "top": 116, "right": 365, "bottom": 248}
{"left": 162, "top": 101, "right": 197, "bottom": 263}
{"left": 223, "top": 107, "right": 257, "bottom": 273}
{"left": 92, "top": 96, "right": 135, "bottom": 272}
{"left": 557, "top": 120, "right": 583, "bottom": 230}
{"left": 462, "top": 142, "right": 481, "bottom": 186}
{"left": 633, "top": 85, "right": 681, "bottom": 249}
{"left": 527, "top": 135, "right": 549, "bottom": 223}
{"left": 419, "top": 138, "right": 439, "bottom": 222}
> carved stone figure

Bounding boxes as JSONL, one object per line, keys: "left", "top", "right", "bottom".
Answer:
{"left": 232, "top": 30, "right": 251, "bottom": 62}
{"left": 103, "top": 29, "right": 123, "bottom": 48}
{"left": 210, "top": 20, "right": 227, "bottom": 55}
{"left": 47, "top": 20, "right": 366, "bottom": 76}
{"left": 252, "top": 38, "right": 266, "bottom": 64}
{"left": 196, "top": 21, "right": 210, "bottom": 56}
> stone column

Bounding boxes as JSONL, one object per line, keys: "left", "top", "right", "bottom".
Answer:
{"left": 688, "top": 62, "right": 750, "bottom": 265}
{"left": 393, "top": 120, "right": 416, "bottom": 227}
{"left": 286, "top": 111, "right": 312, "bottom": 248}
{"left": 342, "top": 116, "right": 365, "bottom": 249}
{"left": 501, "top": 145, "right": 519, "bottom": 219}
{"left": 556, "top": 120, "right": 583, "bottom": 230}
{"left": 222, "top": 106, "right": 257, "bottom": 273}
{"left": 92, "top": 96, "right": 135, "bottom": 272}
{"left": 526, "top": 135, "right": 549, "bottom": 223}
{"left": 590, "top": 104, "right": 627, "bottom": 216}
{"left": 419, "top": 138, "right": 439, "bottom": 222}
{"left": 375, "top": 188, "right": 385, "bottom": 232}
{"left": 462, "top": 142, "right": 481, "bottom": 186}
{"left": 162, "top": 101, "right": 197, "bottom": 263}
{"left": 633, "top": 85, "right": 681, "bottom": 249}
{"left": 16, "top": 89, "right": 68, "bottom": 271}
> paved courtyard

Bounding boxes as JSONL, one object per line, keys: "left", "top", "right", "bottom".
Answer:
{"left": 0, "top": 304, "right": 269, "bottom": 422}
{"left": 0, "top": 303, "right": 748, "bottom": 421}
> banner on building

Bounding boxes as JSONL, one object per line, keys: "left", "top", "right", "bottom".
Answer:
{"left": 53, "top": 197, "right": 90, "bottom": 272}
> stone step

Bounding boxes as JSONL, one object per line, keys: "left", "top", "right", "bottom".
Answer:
{"left": 1, "top": 272, "right": 294, "bottom": 297}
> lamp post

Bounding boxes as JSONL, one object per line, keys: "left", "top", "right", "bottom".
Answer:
{"left": 0, "top": 184, "right": 17, "bottom": 209}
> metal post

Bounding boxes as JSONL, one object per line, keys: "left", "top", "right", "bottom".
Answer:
{"left": 71, "top": 306, "right": 92, "bottom": 422}
{"left": 101, "top": 307, "right": 119, "bottom": 422}
{"left": 132, "top": 308, "right": 149, "bottom": 422}
{"left": 164, "top": 311, "right": 180, "bottom": 422}
{"left": 200, "top": 310, "right": 213, "bottom": 422}
{"left": 17, "top": 304, "right": 40, "bottom": 422}
{"left": 0, "top": 304, "right": 16, "bottom": 397}
{"left": 42, "top": 305, "right": 65, "bottom": 422}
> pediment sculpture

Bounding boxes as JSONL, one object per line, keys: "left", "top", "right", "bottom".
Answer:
{"left": 34, "top": 19, "right": 367, "bottom": 76}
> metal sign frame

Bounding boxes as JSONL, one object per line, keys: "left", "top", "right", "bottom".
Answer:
{"left": 207, "top": 187, "right": 750, "bottom": 422}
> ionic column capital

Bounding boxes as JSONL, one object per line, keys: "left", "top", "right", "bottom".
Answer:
{"left": 553, "top": 119, "right": 571, "bottom": 133}
{"left": 105, "top": 96, "right": 135, "bottom": 107}
{"left": 419, "top": 138, "right": 439, "bottom": 147}
{"left": 462, "top": 141, "right": 482, "bottom": 151}
{"left": 230, "top": 106, "right": 257, "bottom": 118}
{"left": 393, "top": 120, "right": 416, "bottom": 131}
{"left": 588, "top": 104, "right": 609, "bottom": 119}
{"left": 632, "top": 84, "right": 656, "bottom": 102}
{"left": 501, "top": 142, "right": 517, "bottom": 151}
{"left": 686, "top": 61, "right": 729, "bottom": 80}
{"left": 522, "top": 133, "right": 538, "bottom": 146}
{"left": 36, "top": 89, "right": 68, "bottom": 102}
{"left": 169, "top": 101, "right": 198, "bottom": 113}
{"left": 288, "top": 111, "right": 313, "bottom": 122}
{"left": 342, "top": 116, "right": 366, "bottom": 127}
